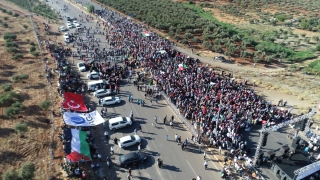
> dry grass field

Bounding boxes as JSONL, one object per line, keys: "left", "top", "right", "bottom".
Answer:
{"left": 0, "top": 5, "right": 63, "bottom": 179}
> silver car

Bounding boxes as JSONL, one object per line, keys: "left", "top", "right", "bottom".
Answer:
{"left": 119, "top": 135, "right": 141, "bottom": 148}
{"left": 93, "top": 89, "right": 112, "bottom": 98}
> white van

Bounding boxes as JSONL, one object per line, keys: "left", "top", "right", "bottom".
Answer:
{"left": 87, "top": 80, "right": 107, "bottom": 91}
{"left": 109, "top": 117, "right": 132, "bottom": 130}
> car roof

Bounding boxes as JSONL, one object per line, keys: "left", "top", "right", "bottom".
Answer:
{"left": 103, "top": 96, "right": 113, "bottom": 100}
{"left": 123, "top": 152, "right": 137, "bottom": 160}
{"left": 95, "top": 89, "right": 106, "bottom": 93}
{"left": 119, "top": 135, "right": 132, "bottom": 143}
{"left": 109, "top": 116, "right": 125, "bottom": 123}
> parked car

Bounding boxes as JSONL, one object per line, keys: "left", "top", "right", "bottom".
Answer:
{"left": 119, "top": 135, "right": 141, "bottom": 148}
{"left": 100, "top": 96, "right": 121, "bottom": 106}
{"left": 214, "top": 56, "right": 226, "bottom": 61}
{"left": 87, "top": 71, "right": 100, "bottom": 79}
{"left": 109, "top": 116, "right": 132, "bottom": 130}
{"left": 118, "top": 152, "right": 147, "bottom": 167}
{"left": 77, "top": 62, "right": 89, "bottom": 72}
{"left": 93, "top": 89, "right": 112, "bottom": 98}
{"left": 59, "top": 26, "right": 67, "bottom": 31}
{"left": 63, "top": 33, "right": 69, "bottom": 39}
{"left": 67, "top": 23, "right": 73, "bottom": 29}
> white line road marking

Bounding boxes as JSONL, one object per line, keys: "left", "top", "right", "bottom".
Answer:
{"left": 163, "top": 124, "right": 168, "bottom": 131}
{"left": 186, "top": 159, "right": 197, "bottom": 176}
{"left": 270, "top": 133, "right": 279, "bottom": 141}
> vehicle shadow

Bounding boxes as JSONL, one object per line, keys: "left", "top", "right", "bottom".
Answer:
{"left": 161, "top": 164, "right": 181, "bottom": 172}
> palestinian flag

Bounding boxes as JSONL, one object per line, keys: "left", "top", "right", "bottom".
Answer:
{"left": 142, "top": 31, "right": 150, "bottom": 37}
{"left": 64, "top": 128, "right": 91, "bottom": 162}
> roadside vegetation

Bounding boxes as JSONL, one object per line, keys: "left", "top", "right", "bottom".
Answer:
{"left": 96, "top": 0, "right": 316, "bottom": 64}
{"left": 4, "top": 0, "right": 58, "bottom": 19}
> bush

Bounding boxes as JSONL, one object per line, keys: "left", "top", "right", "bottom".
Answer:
{"left": 2, "top": 170, "right": 19, "bottom": 180}
{"left": 14, "top": 122, "right": 28, "bottom": 136}
{"left": 13, "top": 54, "right": 23, "bottom": 60}
{"left": 0, "top": 91, "right": 23, "bottom": 107}
{"left": 19, "top": 163, "right": 35, "bottom": 180}
{"left": 31, "top": 51, "right": 39, "bottom": 57}
{"left": 13, "top": 13, "right": 19, "bottom": 17}
{"left": 23, "top": 24, "right": 28, "bottom": 29}
{"left": 39, "top": 100, "right": 52, "bottom": 111}
{"left": 3, "top": 32, "right": 17, "bottom": 40}
{"left": 2, "top": 84, "right": 12, "bottom": 92}
{"left": 5, "top": 41, "right": 18, "bottom": 48}
{"left": 181, "top": 39, "right": 189, "bottom": 44}
{"left": 1, "top": 9, "right": 7, "bottom": 13}
{"left": 3, "top": 22, "right": 8, "bottom": 28}
{"left": 12, "top": 74, "right": 29, "bottom": 83}
{"left": 29, "top": 42, "right": 35, "bottom": 46}
{"left": 7, "top": 47, "right": 19, "bottom": 54}
{"left": 4, "top": 102, "right": 25, "bottom": 119}
{"left": 4, "top": 16, "right": 8, "bottom": 20}
{"left": 7, "top": 11, "right": 13, "bottom": 15}
{"left": 26, "top": 39, "right": 30, "bottom": 43}
{"left": 30, "top": 46, "right": 36, "bottom": 52}
{"left": 87, "top": 4, "right": 95, "bottom": 13}
{"left": 316, "top": 44, "right": 320, "bottom": 51}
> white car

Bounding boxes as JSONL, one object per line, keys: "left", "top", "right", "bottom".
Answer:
{"left": 63, "top": 33, "right": 69, "bottom": 39}
{"left": 87, "top": 71, "right": 100, "bottom": 79}
{"left": 100, "top": 96, "right": 121, "bottom": 106}
{"left": 73, "top": 20, "right": 78, "bottom": 24}
{"left": 59, "top": 26, "right": 67, "bottom": 31}
{"left": 93, "top": 89, "right": 112, "bottom": 98}
{"left": 119, "top": 135, "right": 141, "bottom": 148}
{"left": 67, "top": 23, "right": 73, "bottom": 29}
{"left": 77, "top": 62, "right": 87, "bottom": 72}
{"left": 109, "top": 117, "right": 132, "bottom": 131}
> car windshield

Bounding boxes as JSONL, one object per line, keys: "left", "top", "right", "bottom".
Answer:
{"left": 130, "top": 135, "right": 136, "bottom": 141}
{"left": 79, "top": 63, "right": 84, "bottom": 67}
{"left": 122, "top": 117, "right": 127, "bottom": 122}
{"left": 112, "top": 96, "right": 115, "bottom": 100}
{"left": 120, "top": 155, "right": 126, "bottom": 162}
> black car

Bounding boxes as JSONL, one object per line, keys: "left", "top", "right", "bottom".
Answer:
{"left": 119, "top": 152, "right": 147, "bottom": 167}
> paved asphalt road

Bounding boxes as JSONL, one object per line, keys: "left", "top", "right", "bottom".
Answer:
{"left": 46, "top": 0, "right": 225, "bottom": 179}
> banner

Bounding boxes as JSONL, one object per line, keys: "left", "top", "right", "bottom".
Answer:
{"left": 64, "top": 128, "right": 91, "bottom": 162}
{"left": 63, "top": 110, "right": 105, "bottom": 126}
{"left": 62, "top": 92, "right": 88, "bottom": 112}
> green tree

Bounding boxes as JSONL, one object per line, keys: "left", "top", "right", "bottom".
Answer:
{"left": 316, "top": 44, "right": 320, "bottom": 51}
{"left": 7, "top": 47, "right": 19, "bottom": 54}
{"left": 2, "top": 170, "right": 19, "bottom": 180}
{"left": 192, "top": 36, "right": 200, "bottom": 43}
{"left": 30, "top": 46, "right": 36, "bottom": 52}
{"left": 3, "top": 32, "right": 17, "bottom": 40}
{"left": 2, "top": 84, "right": 12, "bottom": 92}
{"left": 181, "top": 39, "right": 188, "bottom": 44}
{"left": 312, "top": 36, "right": 319, "bottom": 42}
{"left": 12, "top": 74, "right": 29, "bottom": 83}
{"left": 87, "top": 4, "right": 95, "bottom": 13}
{"left": 275, "top": 14, "right": 287, "bottom": 22}
{"left": 19, "top": 163, "right": 35, "bottom": 180}
{"left": 39, "top": 100, "right": 52, "bottom": 111}
{"left": 14, "top": 122, "right": 28, "bottom": 136}
{"left": 4, "top": 102, "right": 25, "bottom": 119}
{"left": 184, "top": 32, "right": 193, "bottom": 40}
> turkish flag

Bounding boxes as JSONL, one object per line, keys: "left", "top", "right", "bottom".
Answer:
{"left": 61, "top": 92, "right": 88, "bottom": 112}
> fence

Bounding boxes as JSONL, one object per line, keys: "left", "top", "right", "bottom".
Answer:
{"left": 161, "top": 92, "right": 198, "bottom": 136}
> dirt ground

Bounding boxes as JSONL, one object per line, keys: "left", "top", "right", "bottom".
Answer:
{"left": 0, "top": 1, "right": 65, "bottom": 179}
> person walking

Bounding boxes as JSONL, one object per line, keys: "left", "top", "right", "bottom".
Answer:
{"left": 152, "top": 122, "right": 156, "bottom": 127}
{"left": 98, "top": 153, "right": 102, "bottom": 162}
{"left": 175, "top": 134, "right": 178, "bottom": 142}
{"left": 204, "top": 161, "right": 208, "bottom": 169}
{"left": 139, "top": 125, "right": 142, "bottom": 132}
{"left": 134, "top": 128, "right": 137, "bottom": 135}
{"left": 110, "top": 146, "right": 114, "bottom": 154}
{"left": 104, "top": 131, "right": 108, "bottom": 141}
{"left": 170, "top": 121, "right": 173, "bottom": 128}
{"left": 138, "top": 143, "right": 141, "bottom": 151}
{"left": 203, "top": 151, "right": 206, "bottom": 160}
{"left": 219, "top": 145, "right": 222, "bottom": 155}
{"left": 128, "top": 168, "right": 132, "bottom": 177}
{"left": 163, "top": 115, "right": 167, "bottom": 124}
{"left": 150, "top": 98, "right": 153, "bottom": 106}
{"left": 154, "top": 116, "right": 157, "bottom": 124}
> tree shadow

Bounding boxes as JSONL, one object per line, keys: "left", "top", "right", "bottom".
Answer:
{"left": 27, "top": 120, "right": 50, "bottom": 129}
{"left": 0, "top": 128, "right": 16, "bottom": 137}
{"left": 24, "top": 105, "right": 43, "bottom": 115}
{"left": 0, "top": 151, "right": 25, "bottom": 164}
{"left": 25, "top": 83, "right": 47, "bottom": 89}
{"left": 23, "top": 60, "right": 36, "bottom": 65}
{"left": 0, "top": 70, "right": 15, "bottom": 77}
{"left": 0, "top": 64, "right": 15, "bottom": 70}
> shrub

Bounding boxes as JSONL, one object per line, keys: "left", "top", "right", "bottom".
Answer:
{"left": 29, "top": 42, "right": 35, "bottom": 46}
{"left": 2, "top": 84, "right": 12, "bottom": 92}
{"left": 13, "top": 54, "right": 23, "bottom": 60}
{"left": 87, "top": 4, "right": 95, "bottom": 13}
{"left": 316, "top": 44, "right": 320, "bottom": 51}
{"left": 30, "top": 46, "right": 36, "bottom": 52}
{"left": 3, "top": 32, "right": 17, "bottom": 40}
{"left": 4, "top": 102, "right": 25, "bottom": 119}
{"left": 181, "top": 39, "right": 189, "bottom": 44}
{"left": 3, "top": 22, "right": 8, "bottom": 28}
{"left": 14, "top": 122, "right": 28, "bottom": 136}
{"left": 4, "top": 16, "right": 8, "bottom": 20}
{"left": 7, "top": 11, "right": 13, "bottom": 15}
{"left": 1, "top": 9, "right": 7, "bottom": 13}
{"left": 7, "top": 47, "right": 19, "bottom": 53}
{"left": 13, "top": 13, "right": 19, "bottom": 17}
{"left": 0, "top": 91, "right": 23, "bottom": 107}
{"left": 31, "top": 51, "right": 39, "bottom": 57}
{"left": 23, "top": 24, "right": 28, "bottom": 29}
{"left": 2, "top": 170, "right": 19, "bottom": 180}
{"left": 26, "top": 39, "right": 30, "bottom": 43}
{"left": 19, "top": 163, "right": 35, "bottom": 180}
{"left": 12, "top": 74, "right": 29, "bottom": 83}
{"left": 39, "top": 100, "right": 52, "bottom": 111}
{"left": 5, "top": 41, "right": 18, "bottom": 48}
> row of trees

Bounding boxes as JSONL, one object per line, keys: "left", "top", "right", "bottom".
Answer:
{"left": 98, "top": 0, "right": 315, "bottom": 63}
{"left": 2, "top": 163, "right": 35, "bottom": 180}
